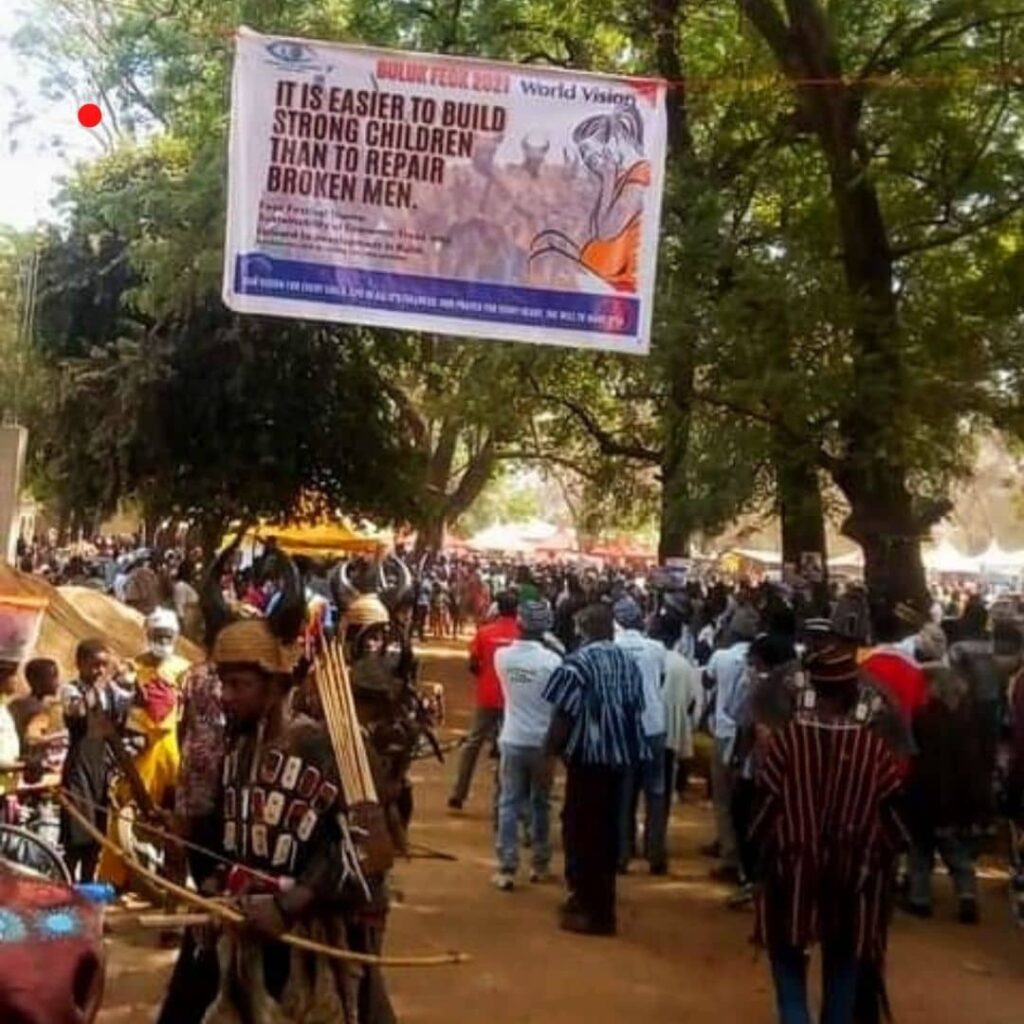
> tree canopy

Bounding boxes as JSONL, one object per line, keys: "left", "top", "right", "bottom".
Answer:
{"left": 3, "top": 0, "right": 1022, "bottom": 596}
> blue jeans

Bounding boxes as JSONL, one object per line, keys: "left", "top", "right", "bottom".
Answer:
{"left": 908, "top": 826, "right": 978, "bottom": 908}
{"left": 496, "top": 743, "right": 553, "bottom": 874}
{"left": 769, "top": 945, "right": 860, "bottom": 1024}
{"left": 618, "top": 733, "right": 668, "bottom": 868}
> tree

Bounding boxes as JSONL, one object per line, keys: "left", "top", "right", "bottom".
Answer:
{"left": 0, "top": 230, "right": 49, "bottom": 427}
{"left": 30, "top": 148, "right": 425, "bottom": 550}
{"left": 11, "top": 0, "right": 1024, "bottom": 591}
{"left": 723, "top": 0, "right": 1024, "bottom": 603}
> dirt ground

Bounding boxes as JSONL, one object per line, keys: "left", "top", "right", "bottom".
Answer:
{"left": 99, "top": 639, "right": 1024, "bottom": 1023}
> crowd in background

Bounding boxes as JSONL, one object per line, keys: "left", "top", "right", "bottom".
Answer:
{"left": 7, "top": 533, "right": 1024, "bottom": 1023}
{"left": 448, "top": 564, "right": 1024, "bottom": 1022}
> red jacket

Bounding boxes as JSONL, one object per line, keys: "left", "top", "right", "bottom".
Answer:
{"left": 469, "top": 616, "right": 520, "bottom": 709}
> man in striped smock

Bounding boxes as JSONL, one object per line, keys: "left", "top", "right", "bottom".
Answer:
{"left": 543, "top": 602, "right": 649, "bottom": 936}
{"left": 750, "top": 643, "right": 908, "bottom": 1024}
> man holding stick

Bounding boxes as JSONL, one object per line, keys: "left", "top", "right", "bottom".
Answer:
{"left": 159, "top": 551, "right": 396, "bottom": 1024}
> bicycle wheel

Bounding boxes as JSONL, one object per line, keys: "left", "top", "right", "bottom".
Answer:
{"left": 0, "top": 823, "right": 72, "bottom": 885}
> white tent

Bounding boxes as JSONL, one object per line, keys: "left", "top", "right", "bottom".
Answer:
{"left": 828, "top": 549, "right": 864, "bottom": 569}
{"left": 516, "top": 520, "right": 559, "bottom": 543}
{"left": 466, "top": 523, "right": 535, "bottom": 553}
{"left": 730, "top": 547, "right": 783, "bottom": 566}
{"left": 923, "top": 540, "right": 981, "bottom": 576}
{"left": 977, "top": 540, "right": 1024, "bottom": 573}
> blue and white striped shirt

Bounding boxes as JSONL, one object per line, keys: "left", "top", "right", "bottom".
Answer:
{"left": 543, "top": 641, "right": 650, "bottom": 767}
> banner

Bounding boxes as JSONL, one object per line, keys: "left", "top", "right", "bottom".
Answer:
{"left": 223, "top": 28, "right": 667, "bottom": 354}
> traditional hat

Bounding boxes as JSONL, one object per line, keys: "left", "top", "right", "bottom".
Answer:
{"left": 211, "top": 619, "right": 299, "bottom": 676}
{"left": 331, "top": 555, "right": 413, "bottom": 619}
{"left": 0, "top": 596, "right": 47, "bottom": 665}
{"left": 201, "top": 539, "right": 306, "bottom": 675}
{"left": 344, "top": 593, "right": 390, "bottom": 630}
{"left": 802, "top": 617, "right": 834, "bottom": 638}
{"left": 805, "top": 644, "right": 859, "bottom": 686}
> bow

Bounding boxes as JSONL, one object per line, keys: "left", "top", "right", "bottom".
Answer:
{"left": 56, "top": 791, "right": 469, "bottom": 968}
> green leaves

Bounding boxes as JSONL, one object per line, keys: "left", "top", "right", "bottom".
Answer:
{"left": 6, "top": 0, "right": 1023, "bottom": 563}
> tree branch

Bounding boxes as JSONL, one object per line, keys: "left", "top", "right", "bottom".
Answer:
{"left": 691, "top": 389, "right": 840, "bottom": 475}
{"left": 860, "top": 5, "right": 1024, "bottom": 80}
{"left": 736, "top": 0, "right": 794, "bottom": 69}
{"left": 445, "top": 433, "right": 498, "bottom": 519}
{"left": 379, "top": 379, "right": 429, "bottom": 450}
{"left": 530, "top": 379, "right": 663, "bottom": 464}
{"left": 891, "top": 196, "right": 1024, "bottom": 259}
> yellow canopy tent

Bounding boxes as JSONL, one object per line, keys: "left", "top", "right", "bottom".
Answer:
{"left": 226, "top": 521, "right": 388, "bottom": 559}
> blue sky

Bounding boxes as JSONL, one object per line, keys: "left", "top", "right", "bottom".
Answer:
{"left": 0, "top": 2, "right": 100, "bottom": 231}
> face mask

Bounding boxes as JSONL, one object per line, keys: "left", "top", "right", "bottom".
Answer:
{"left": 149, "top": 639, "right": 175, "bottom": 661}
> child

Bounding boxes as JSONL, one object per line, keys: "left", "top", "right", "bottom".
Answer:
{"left": 9, "top": 657, "right": 60, "bottom": 745}
{"left": 59, "top": 638, "right": 130, "bottom": 882}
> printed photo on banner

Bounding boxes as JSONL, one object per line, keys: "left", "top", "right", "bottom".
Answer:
{"left": 222, "top": 27, "right": 668, "bottom": 353}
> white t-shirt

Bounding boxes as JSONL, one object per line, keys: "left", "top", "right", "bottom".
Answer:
{"left": 495, "top": 640, "right": 562, "bottom": 748}
{"left": 615, "top": 629, "right": 667, "bottom": 737}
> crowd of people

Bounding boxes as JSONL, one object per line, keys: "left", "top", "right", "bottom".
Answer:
{"left": 448, "top": 568, "right": 1024, "bottom": 1022}
{"left": 4, "top": 540, "right": 1024, "bottom": 1023}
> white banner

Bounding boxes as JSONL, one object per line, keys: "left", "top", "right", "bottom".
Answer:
{"left": 223, "top": 28, "right": 667, "bottom": 354}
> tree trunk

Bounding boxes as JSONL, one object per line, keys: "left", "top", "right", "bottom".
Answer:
{"left": 658, "top": 397, "right": 692, "bottom": 560}
{"left": 652, "top": 0, "right": 697, "bottom": 564}
{"left": 196, "top": 514, "right": 229, "bottom": 571}
{"left": 776, "top": 452, "right": 826, "bottom": 572}
{"left": 775, "top": 443, "right": 830, "bottom": 613}
{"left": 835, "top": 463, "right": 930, "bottom": 608}
{"left": 415, "top": 512, "right": 446, "bottom": 554}
{"left": 414, "top": 426, "right": 499, "bottom": 553}
{"left": 738, "top": 0, "right": 932, "bottom": 607}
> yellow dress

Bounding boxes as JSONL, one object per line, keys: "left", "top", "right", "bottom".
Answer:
{"left": 98, "top": 652, "right": 190, "bottom": 888}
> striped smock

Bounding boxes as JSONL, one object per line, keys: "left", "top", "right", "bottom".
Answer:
{"left": 750, "top": 709, "right": 908, "bottom": 961}
{"left": 543, "top": 640, "right": 650, "bottom": 767}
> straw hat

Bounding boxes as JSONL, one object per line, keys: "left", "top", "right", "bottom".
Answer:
{"left": 211, "top": 619, "right": 299, "bottom": 676}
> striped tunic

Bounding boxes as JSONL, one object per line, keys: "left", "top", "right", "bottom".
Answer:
{"left": 543, "top": 641, "right": 650, "bottom": 767}
{"left": 750, "top": 712, "right": 907, "bottom": 961}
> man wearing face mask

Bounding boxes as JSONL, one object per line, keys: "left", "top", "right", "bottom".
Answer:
{"left": 98, "top": 608, "right": 190, "bottom": 888}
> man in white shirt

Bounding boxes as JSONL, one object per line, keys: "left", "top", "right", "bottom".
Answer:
{"left": 492, "top": 601, "right": 562, "bottom": 890}
{"left": 613, "top": 597, "right": 669, "bottom": 874}
{"left": 703, "top": 610, "right": 758, "bottom": 883}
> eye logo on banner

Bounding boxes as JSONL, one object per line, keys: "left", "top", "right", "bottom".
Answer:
{"left": 223, "top": 27, "right": 668, "bottom": 354}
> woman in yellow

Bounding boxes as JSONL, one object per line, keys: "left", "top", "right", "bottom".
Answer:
{"left": 98, "top": 608, "right": 190, "bottom": 888}
{"left": 529, "top": 105, "right": 649, "bottom": 293}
